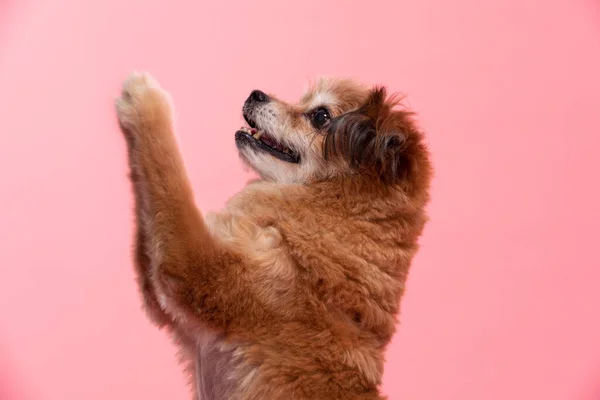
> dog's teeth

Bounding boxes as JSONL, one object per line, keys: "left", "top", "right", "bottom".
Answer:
{"left": 241, "top": 127, "right": 255, "bottom": 135}
{"left": 253, "top": 131, "right": 263, "bottom": 140}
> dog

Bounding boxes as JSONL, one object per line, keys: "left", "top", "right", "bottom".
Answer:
{"left": 115, "top": 72, "right": 432, "bottom": 400}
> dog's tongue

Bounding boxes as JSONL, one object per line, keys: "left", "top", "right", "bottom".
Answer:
{"left": 238, "top": 126, "right": 285, "bottom": 151}
{"left": 260, "top": 135, "right": 277, "bottom": 148}
{"left": 260, "top": 134, "right": 287, "bottom": 152}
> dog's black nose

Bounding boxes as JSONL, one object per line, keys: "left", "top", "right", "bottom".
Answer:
{"left": 248, "top": 90, "right": 269, "bottom": 103}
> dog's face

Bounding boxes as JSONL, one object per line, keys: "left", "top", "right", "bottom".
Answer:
{"left": 235, "top": 78, "right": 429, "bottom": 191}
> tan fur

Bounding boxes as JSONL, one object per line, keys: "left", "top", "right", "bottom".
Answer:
{"left": 116, "top": 71, "right": 432, "bottom": 399}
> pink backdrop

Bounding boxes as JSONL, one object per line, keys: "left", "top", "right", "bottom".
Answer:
{"left": 1, "top": 0, "right": 599, "bottom": 399}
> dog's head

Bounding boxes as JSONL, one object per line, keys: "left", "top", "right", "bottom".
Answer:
{"left": 235, "top": 78, "right": 430, "bottom": 194}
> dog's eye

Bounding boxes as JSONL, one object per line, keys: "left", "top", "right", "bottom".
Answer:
{"left": 311, "top": 108, "right": 331, "bottom": 129}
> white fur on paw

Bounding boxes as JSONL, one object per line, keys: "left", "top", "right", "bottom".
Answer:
{"left": 115, "top": 71, "right": 174, "bottom": 131}
{"left": 122, "top": 71, "right": 164, "bottom": 97}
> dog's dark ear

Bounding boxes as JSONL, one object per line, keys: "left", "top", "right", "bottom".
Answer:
{"left": 323, "top": 87, "right": 430, "bottom": 189}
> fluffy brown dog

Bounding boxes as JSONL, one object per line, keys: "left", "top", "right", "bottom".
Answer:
{"left": 115, "top": 72, "right": 432, "bottom": 400}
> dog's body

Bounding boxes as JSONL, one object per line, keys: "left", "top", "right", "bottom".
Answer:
{"left": 116, "top": 72, "right": 432, "bottom": 399}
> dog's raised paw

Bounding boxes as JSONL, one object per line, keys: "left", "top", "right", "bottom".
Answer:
{"left": 115, "top": 71, "right": 173, "bottom": 135}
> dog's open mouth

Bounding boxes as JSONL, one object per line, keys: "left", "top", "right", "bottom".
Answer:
{"left": 235, "top": 125, "right": 300, "bottom": 164}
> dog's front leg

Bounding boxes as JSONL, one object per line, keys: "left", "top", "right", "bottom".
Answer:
{"left": 116, "top": 72, "right": 265, "bottom": 331}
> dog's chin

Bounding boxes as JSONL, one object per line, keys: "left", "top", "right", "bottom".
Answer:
{"left": 236, "top": 140, "right": 312, "bottom": 183}
{"left": 236, "top": 147, "right": 288, "bottom": 182}
{"left": 236, "top": 149, "right": 262, "bottom": 176}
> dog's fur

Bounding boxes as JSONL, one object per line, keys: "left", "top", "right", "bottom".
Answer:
{"left": 115, "top": 72, "right": 432, "bottom": 400}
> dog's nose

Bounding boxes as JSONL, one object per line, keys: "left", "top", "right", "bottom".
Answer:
{"left": 248, "top": 90, "right": 269, "bottom": 103}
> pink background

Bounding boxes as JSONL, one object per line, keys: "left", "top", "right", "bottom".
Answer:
{"left": 1, "top": 0, "right": 599, "bottom": 399}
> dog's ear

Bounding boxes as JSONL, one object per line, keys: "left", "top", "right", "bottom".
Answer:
{"left": 323, "top": 87, "right": 430, "bottom": 189}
